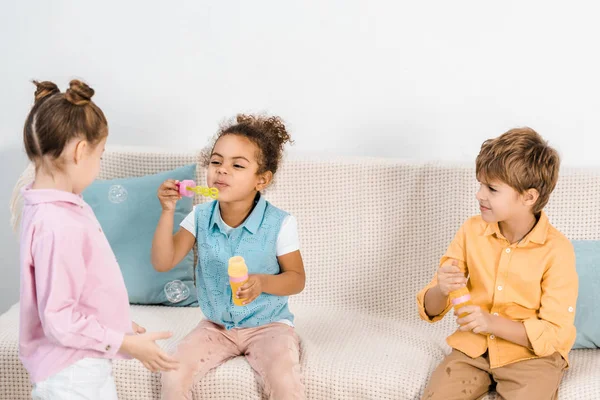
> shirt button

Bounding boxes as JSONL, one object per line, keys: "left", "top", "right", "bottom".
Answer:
{"left": 99, "top": 228, "right": 102, "bottom": 232}
{"left": 497, "top": 286, "right": 503, "bottom": 291}
{"left": 105, "top": 345, "right": 111, "bottom": 351}
{"left": 490, "top": 335, "right": 496, "bottom": 340}
{"left": 568, "top": 307, "right": 574, "bottom": 313}
{"left": 505, "top": 248, "right": 511, "bottom": 253}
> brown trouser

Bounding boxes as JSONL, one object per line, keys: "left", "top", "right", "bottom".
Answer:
{"left": 422, "top": 349, "right": 566, "bottom": 400}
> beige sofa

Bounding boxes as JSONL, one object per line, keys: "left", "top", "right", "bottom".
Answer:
{"left": 1, "top": 150, "right": 599, "bottom": 399}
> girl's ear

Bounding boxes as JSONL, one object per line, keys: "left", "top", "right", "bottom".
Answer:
{"left": 256, "top": 171, "right": 273, "bottom": 192}
{"left": 73, "top": 140, "right": 88, "bottom": 165}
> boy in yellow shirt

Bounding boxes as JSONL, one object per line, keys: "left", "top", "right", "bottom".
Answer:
{"left": 417, "top": 128, "right": 578, "bottom": 400}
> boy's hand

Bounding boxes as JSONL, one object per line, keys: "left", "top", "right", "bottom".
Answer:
{"left": 132, "top": 321, "right": 146, "bottom": 334}
{"left": 437, "top": 259, "right": 467, "bottom": 296}
{"left": 456, "top": 305, "right": 494, "bottom": 334}
{"left": 157, "top": 179, "right": 182, "bottom": 212}
{"left": 237, "top": 275, "right": 263, "bottom": 305}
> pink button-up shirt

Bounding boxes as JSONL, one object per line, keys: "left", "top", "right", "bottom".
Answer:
{"left": 19, "top": 185, "right": 132, "bottom": 383}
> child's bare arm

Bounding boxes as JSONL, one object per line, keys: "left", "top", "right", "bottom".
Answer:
{"left": 424, "top": 259, "right": 467, "bottom": 318}
{"left": 418, "top": 220, "right": 469, "bottom": 322}
{"left": 151, "top": 179, "right": 195, "bottom": 272}
{"left": 456, "top": 306, "right": 531, "bottom": 348}
{"left": 264, "top": 250, "right": 306, "bottom": 296}
{"left": 236, "top": 250, "right": 305, "bottom": 305}
{"left": 424, "top": 285, "right": 449, "bottom": 318}
{"left": 490, "top": 316, "right": 531, "bottom": 348}
{"left": 152, "top": 222, "right": 195, "bottom": 272}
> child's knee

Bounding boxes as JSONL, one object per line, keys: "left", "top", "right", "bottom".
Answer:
{"left": 422, "top": 359, "right": 491, "bottom": 400}
{"left": 257, "top": 344, "right": 303, "bottom": 399}
{"left": 160, "top": 369, "right": 194, "bottom": 400}
{"left": 264, "top": 363, "right": 304, "bottom": 400}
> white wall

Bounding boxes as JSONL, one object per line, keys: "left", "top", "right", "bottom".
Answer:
{"left": 2, "top": 0, "right": 599, "bottom": 312}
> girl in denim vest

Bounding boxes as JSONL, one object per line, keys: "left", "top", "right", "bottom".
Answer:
{"left": 152, "top": 114, "right": 306, "bottom": 400}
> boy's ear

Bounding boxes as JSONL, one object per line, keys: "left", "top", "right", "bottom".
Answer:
{"left": 522, "top": 188, "right": 540, "bottom": 207}
{"left": 256, "top": 171, "right": 273, "bottom": 192}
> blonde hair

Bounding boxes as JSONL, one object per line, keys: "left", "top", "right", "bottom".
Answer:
{"left": 475, "top": 127, "right": 560, "bottom": 214}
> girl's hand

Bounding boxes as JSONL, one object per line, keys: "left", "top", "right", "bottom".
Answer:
{"left": 157, "top": 179, "right": 182, "bottom": 212}
{"left": 132, "top": 321, "right": 146, "bottom": 334}
{"left": 437, "top": 259, "right": 467, "bottom": 297}
{"left": 237, "top": 275, "right": 264, "bottom": 305}
{"left": 456, "top": 305, "right": 494, "bottom": 334}
{"left": 120, "top": 331, "right": 179, "bottom": 373}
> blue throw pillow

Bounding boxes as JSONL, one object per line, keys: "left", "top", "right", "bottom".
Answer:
{"left": 572, "top": 240, "right": 600, "bottom": 349}
{"left": 83, "top": 164, "right": 197, "bottom": 306}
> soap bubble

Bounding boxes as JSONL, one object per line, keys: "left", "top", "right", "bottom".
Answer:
{"left": 108, "top": 185, "right": 128, "bottom": 204}
{"left": 164, "top": 280, "right": 190, "bottom": 303}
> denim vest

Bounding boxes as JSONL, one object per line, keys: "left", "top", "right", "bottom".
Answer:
{"left": 194, "top": 194, "right": 294, "bottom": 329}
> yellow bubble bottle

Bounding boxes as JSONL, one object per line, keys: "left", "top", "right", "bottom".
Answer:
{"left": 228, "top": 256, "right": 249, "bottom": 306}
{"left": 449, "top": 286, "right": 473, "bottom": 319}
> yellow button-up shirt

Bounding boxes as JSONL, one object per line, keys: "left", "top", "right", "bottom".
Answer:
{"left": 417, "top": 212, "right": 578, "bottom": 368}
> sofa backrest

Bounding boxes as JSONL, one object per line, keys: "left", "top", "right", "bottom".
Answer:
{"left": 11, "top": 150, "right": 600, "bottom": 322}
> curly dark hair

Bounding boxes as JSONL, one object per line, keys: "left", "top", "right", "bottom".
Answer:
{"left": 202, "top": 114, "right": 293, "bottom": 176}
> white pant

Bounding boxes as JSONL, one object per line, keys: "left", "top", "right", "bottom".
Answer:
{"left": 31, "top": 358, "right": 118, "bottom": 400}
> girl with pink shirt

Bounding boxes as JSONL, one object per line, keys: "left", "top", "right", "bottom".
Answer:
{"left": 18, "top": 79, "right": 179, "bottom": 399}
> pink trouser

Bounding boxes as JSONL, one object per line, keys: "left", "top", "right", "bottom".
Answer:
{"left": 161, "top": 320, "right": 304, "bottom": 400}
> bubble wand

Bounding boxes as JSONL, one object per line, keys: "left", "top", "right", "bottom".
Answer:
{"left": 176, "top": 180, "right": 219, "bottom": 199}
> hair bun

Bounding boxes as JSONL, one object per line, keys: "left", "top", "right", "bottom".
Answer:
{"left": 65, "top": 79, "right": 94, "bottom": 106}
{"left": 33, "top": 80, "right": 60, "bottom": 103}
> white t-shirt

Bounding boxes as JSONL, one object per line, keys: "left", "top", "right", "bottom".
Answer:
{"left": 180, "top": 206, "right": 300, "bottom": 256}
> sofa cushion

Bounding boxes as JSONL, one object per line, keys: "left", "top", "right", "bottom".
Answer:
{"left": 3, "top": 303, "right": 597, "bottom": 400}
{"left": 572, "top": 240, "right": 600, "bottom": 349}
{"left": 83, "top": 164, "right": 197, "bottom": 306}
{"left": 111, "top": 304, "right": 449, "bottom": 399}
